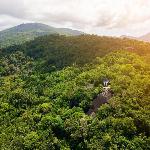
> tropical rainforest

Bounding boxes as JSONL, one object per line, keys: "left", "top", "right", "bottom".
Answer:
{"left": 0, "top": 33, "right": 150, "bottom": 150}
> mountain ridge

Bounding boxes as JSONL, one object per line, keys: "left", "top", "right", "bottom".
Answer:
{"left": 139, "top": 32, "right": 150, "bottom": 42}
{"left": 120, "top": 32, "right": 150, "bottom": 42}
{"left": 0, "top": 23, "right": 84, "bottom": 48}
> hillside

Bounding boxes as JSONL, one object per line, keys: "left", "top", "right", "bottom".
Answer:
{"left": 0, "top": 33, "right": 150, "bottom": 149}
{"left": 0, "top": 23, "right": 84, "bottom": 48}
{"left": 0, "top": 49, "right": 150, "bottom": 149}
{"left": 1, "top": 34, "right": 150, "bottom": 71}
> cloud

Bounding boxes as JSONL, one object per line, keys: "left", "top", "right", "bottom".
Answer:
{"left": 24, "top": 0, "right": 150, "bottom": 29}
{"left": 0, "top": 0, "right": 26, "bottom": 18}
{"left": 0, "top": 15, "right": 29, "bottom": 31}
{"left": 0, "top": 0, "right": 150, "bottom": 36}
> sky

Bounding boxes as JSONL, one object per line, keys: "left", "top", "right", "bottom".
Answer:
{"left": 0, "top": 0, "right": 150, "bottom": 37}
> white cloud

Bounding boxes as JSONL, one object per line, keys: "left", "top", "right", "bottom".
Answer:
{"left": 0, "top": 0, "right": 26, "bottom": 18}
{"left": 0, "top": 0, "right": 150, "bottom": 36}
{"left": 0, "top": 15, "right": 29, "bottom": 31}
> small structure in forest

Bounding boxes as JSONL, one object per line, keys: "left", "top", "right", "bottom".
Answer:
{"left": 103, "top": 78, "right": 109, "bottom": 87}
{"left": 86, "top": 78, "right": 112, "bottom": 116}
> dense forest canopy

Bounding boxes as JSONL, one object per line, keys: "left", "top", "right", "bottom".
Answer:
{"left": 0, "top": 34, "right": 150, "bottom": 149}
{"left": 1, "top": 34, "right": 150, "bottom": 70}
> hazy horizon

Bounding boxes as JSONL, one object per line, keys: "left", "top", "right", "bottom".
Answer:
{"left": 1, "top": 0, "right": 150, "bottom": 37}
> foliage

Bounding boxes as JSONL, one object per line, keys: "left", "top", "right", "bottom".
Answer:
{"left": 1, "top": 34, "right": 150, "bottom": 71}
{"left": 0, "top": 48, "right": 150, "bottom": 149}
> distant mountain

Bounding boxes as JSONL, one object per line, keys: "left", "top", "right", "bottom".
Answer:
{"left": 139, "top": 33, "right": 150, "bottom": 42}
{"left": 120, "top": 35, "right": 138, "bottom": 40}
{"left": 0, "top": 23, "right": 84, "bottom": 48}
{"left": 120, "top": 33, "right": 150, "bottom": 43}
